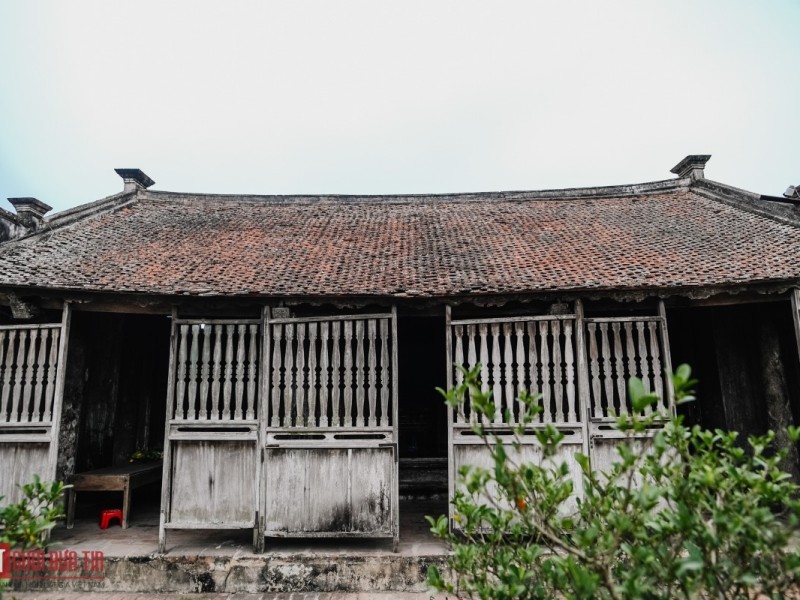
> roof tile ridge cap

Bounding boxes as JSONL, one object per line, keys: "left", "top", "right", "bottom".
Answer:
{"left": 513, "top": 178, "right": 689, "bottom": 201}
{"left": 0, "top": 205, "right": 20, "bottom": 225}
{"left": 691, "top": 178, "right": 800, "bottom": 230}
{"left": 694, "top": 177, "right": 760, "bottom": 201}
{"left": 4, "top": 190, "right": 140, "bottom": 245}
{"left": 139, "top": 177, "right": 686, "bottom": 204}
{"left": 45, "top": 189, "right": 138, "bottom": 226}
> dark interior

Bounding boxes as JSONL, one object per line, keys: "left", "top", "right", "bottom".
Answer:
{"left": 65, "top": 312, "right": 170, "bottom": 472}
{"left": 396, "top": 313, "right": 449, "bottom": 503}
{"left": 667, "top": 302, "right": 800, "bottom": 438}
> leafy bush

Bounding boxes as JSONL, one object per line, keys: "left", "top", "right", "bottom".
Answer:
{"left": 128, "top": 448, "right": 162, "bottom": 463}
{"left": 0, "top": 475, "right": 67, "bottom": 598}
{"left": 427, "top": 365, "right": 800, "bottom": 599}
{"left": 0, "top": 475, "right": 68, "bottom": 549}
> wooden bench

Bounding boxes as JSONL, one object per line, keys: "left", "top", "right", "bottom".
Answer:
{"left": 66, "top": 461, "right": 162, "bottom": 529}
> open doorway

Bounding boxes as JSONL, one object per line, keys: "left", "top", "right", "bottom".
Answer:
{"left": 397, "top": 313, "right": 448, "bottom": 537}
{"left": 59, "top": 311, "right": 171, "bottom": 529}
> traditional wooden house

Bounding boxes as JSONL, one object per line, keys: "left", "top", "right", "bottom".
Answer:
{"left": 0, "top": 155, "right": 798, "bottom": 553}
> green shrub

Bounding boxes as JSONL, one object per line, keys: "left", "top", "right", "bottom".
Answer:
{"left": 0, "top": 475, "right": 68, "bottom": 550}
{"left": 0, "top": 475, "right": 68, "bottom": 598}
{"left": 427, "top": 365, "right": 800, "bottom": 599}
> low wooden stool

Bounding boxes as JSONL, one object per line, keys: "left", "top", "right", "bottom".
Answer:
{"left": 67, "top": 461, "right": 163, "bottom": 529}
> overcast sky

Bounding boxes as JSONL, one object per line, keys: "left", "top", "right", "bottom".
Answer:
{"left": 0, "top": 1, "right": 798, "bottom": 213}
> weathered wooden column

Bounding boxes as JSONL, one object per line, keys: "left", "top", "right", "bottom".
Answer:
{"left": 757, "top": 297, "right": 800, "bottom": 482}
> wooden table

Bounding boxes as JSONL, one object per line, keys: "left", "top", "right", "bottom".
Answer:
{"left": 66, "top": 461, "right": 162, "bottom": 529}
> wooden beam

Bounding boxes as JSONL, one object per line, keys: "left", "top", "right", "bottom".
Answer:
{"left": 158, "top": 307, "right": 178, "bottom": 552}
{"left": 574, "top": 300, "right": 591, "bottom": 456}
{"left": 390, "top": 305, "right": 400, "bottom": 552}
{"left": 658, "top": 300, "right": 676, "bottom": 414}
{"left": 676, "top": 291, "right": 792, "bottom": 308}
{"left": 47, "top": 302, "right": 71, "bottom": 480}
{"left": 792, "top": 289, "right": 800, "bottom": 368}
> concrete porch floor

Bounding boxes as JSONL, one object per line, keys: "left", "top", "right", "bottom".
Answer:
{"left": 9, "top": 500, "right": 450, "bottom": 594}
{"left": 50, "top": 500, "right": 448, "bottom": 558}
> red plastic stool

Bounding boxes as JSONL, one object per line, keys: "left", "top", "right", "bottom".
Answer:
{"left": 99, "top": 509, "right": 123, "bottom": 529}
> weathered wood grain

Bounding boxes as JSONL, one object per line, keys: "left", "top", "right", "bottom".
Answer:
{"left": 170, "top": 440, "right": 256, "bottom": 526}
{"left": 271, "top": 324, "right": 283, "bottom": 427}
{"left": 452, "top": 433, "right": 585, "bottom": 519}
{"left": 611, "top": 322, "right": 626, "bottom": 414}
{"left": 33, "top": 329, "right": 48, "bottom": 422}
{"left": 43, "top": 328, "right": 59, "bottom": 423}
{"left": 514, "top": 323, "right": 525, "bottom": 423}
{"left": 490, "top": 323, "right": 502, "bottom": 424}
{"left": 539, "top": 320, "right": 551, "bottom": 422}
{"left": 379, "top": 319, "right": 389, "bottom": 427}
{"left": 657, "top": 300, "right": 675, "bottom": 412}
{"left": 0, "top": 330, "right": 11, "bottom": 421}
{"left": 10, "top": 329, "right": 27, "bottom": 422}
{"left": 285, "top": 323, "right": 296, "bottom": 426}
{"left": 198, "top": 326, "right": 211, "bottom": 419}
{"left": 636, "top": 322, "right": 650, "bottom": 390}
{"left": 0, "top": 442, "right": 49, "bottom": 504}
{"left": 449, "top": 315, "right": 584, "bottom": 425}
{"left": 564, "top": 320, "right": 576, "bottom": 422}
{"left": 527, "top": 321, "right": 540, "bottom": 422}
{"left": 296, "top": 322, "right": 307, "bottom": 425}
{"left": 354, "top": 320, "right": 364, "bottom": 426}
{"left": 261, "top": 309, "right": 399, "bottom": 546}
{"left": 186, "top": 325, "right": 200, "bottom": 420}
{"left": 586, "top": 322, "right": 600, "bottom": 418}
{"left": 308, "top": 322, "right": 319, "bottom": 427}
{"left": 19, "top": 329, "right": 36, "bottom": 422}
{"left": 367, "top": 320, "right": 376, "bottom": 427}
{"left": 552, "top": 319, "right": 563, "bottom": 423}
{"left": 211, "top": 326, "right": 223, "bottom": 418}
{"left": 478, "top": 325, "right": 489, "bottom": 423}
{"left": 175, "top": 325, "right": 188, "bottom": 419}
{"left": 320, "top": 321, "right": 330, "bottom": 427}
{"left": 246, "top": 324, "right": 258, "bottom": 420}
{"left": 265, "top": 447, "right": 392, "bottom": 535}
{"left": 234, "top": 325, "right": 247, "bottom": 420}
{"left": 343, "top": 320, "right": 353, "bottom": 427}
{"left": 466, "top": 324, "right": 477, "bottom": 422}
{"left": 331, "top": 321, "right": 341, "bottom": 427}
{"left": 502, "top": 323, "right": 514, "bottom": 423}
{"left": 599, "top": 323, "right": 613, "bottom": 417}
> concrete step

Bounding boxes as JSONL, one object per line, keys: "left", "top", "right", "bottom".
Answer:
{"left": 9, "top": 594, "right": 452, "bottom": 600}
{"left": 7, "top": 552, "right": 448, "bottom": 595}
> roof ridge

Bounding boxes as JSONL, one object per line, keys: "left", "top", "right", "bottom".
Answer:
{"left": 691, "top": 179, "right": 800, "bottom": 230}
{"left": 140, "top": 177, "right": 689, "bottom": 204}
{"left": 0, "top": 190, "right": 138, "bottom": 251}
{"left": 45, "top": 189, "right": 138, "bottom": 227}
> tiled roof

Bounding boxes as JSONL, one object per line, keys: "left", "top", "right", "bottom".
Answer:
{"left": 0, "top": 180, "right": 799, "bottom": 299}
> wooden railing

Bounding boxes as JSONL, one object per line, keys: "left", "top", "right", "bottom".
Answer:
{"left": 0, "top": 324, "right": 62, "bottom": 424}
{"left": 266, "top": 314, "right": 395, "bottom": 429}
{"left": 584, "top": 316, "right": 670, "bottom": 419}
{"left": 449, "top": 315, "right": 579, "bottom": 425}
{"left": 171, "top": 321, "right": 261, "bottom": 422}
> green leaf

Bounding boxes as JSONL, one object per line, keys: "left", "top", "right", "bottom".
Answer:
{"left": 676, "top": 559, "right": 704, "bottom": 577}
{"left": 675, "top": 363, "right": 691, "bottom": 381}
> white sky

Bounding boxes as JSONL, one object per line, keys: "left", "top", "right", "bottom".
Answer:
{"left": 0, "top": 1, "right": 798, "bottom": 212}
